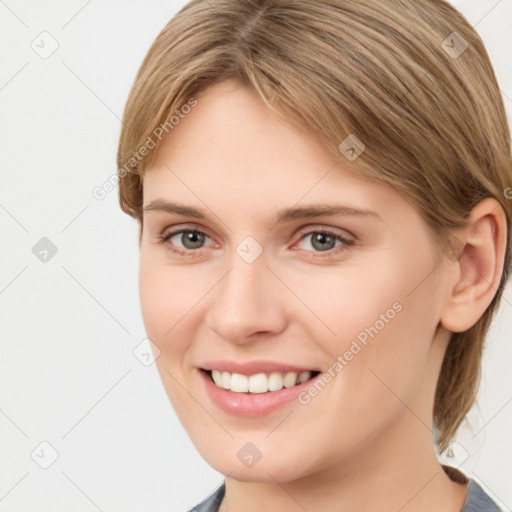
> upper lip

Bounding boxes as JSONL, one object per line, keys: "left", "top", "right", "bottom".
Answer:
{"left": 199, "top": 360, "right": 320, "bottom": 375}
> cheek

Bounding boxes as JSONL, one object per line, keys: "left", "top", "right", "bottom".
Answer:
{"left": 138, "top": 254, "right": 199, "bottom": 359}
{"left": 280, "top": 255, "right": 425, "bottom": 352}
{"left": 138, "top": 256, "right": 203, "bottom": 417}
{"left": 292, "top": 251, "right": 438, "bottom": 406}
{"left": 139, "top": 260, "right": 169, "bottom": 341}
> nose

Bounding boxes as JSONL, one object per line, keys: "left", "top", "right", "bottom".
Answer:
{"left": 205, "top": 249, "right": 287, "bottom": 345}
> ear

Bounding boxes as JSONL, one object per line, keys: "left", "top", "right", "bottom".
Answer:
{"left": 440, "top": 197, "right": 507, "bottom": 333}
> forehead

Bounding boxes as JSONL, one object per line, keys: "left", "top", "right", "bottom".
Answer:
{"left": 150, "top": 79, "right": 335, "bottom": 175}
{"left": 142, "top": 80, "right": 413, "bottom": 229}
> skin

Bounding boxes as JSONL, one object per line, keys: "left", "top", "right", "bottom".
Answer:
{"left": 138, "top": 79, "right": 507, "bottom": 511}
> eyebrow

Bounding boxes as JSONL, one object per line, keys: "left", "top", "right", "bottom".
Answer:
{"left": 143, "top": 200, "right": 383, "bottom": 223}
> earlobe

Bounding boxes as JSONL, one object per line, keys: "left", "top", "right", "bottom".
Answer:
{"left": 440, "top": 198, "right": 507, "bottom": 333}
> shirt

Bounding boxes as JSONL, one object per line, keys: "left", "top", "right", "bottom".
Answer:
{"left": 188, "top": 466, "right": 501, "bottom": 511}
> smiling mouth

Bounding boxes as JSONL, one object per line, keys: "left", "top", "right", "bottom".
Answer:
{"left": 201, "top": 369, "right": 321, "bottom": 394}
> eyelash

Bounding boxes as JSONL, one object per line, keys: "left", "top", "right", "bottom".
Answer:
{"left": 156, "top": 227, "right": 355, "bottom": 258}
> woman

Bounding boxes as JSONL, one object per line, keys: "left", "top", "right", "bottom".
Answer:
{"left": 116, "top": 0, "right": 511, "bottom": 510}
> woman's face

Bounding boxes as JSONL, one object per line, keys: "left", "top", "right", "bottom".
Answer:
{"left": 139, "top": 79, "right": 452, "bottom": 482}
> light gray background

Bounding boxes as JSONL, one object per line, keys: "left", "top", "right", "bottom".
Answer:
{"left": 0, "top": 1, "right": 511, "bottom": 511}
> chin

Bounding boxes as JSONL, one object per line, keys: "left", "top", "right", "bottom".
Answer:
{"left": 193, "top": 438, "right": 324, "bottom": 484}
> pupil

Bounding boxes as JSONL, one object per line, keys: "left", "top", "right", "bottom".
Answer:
{"left": 183, "top": 231, "right": 204, "bottom": 249}
{"left": 313, "top": 233, "right": 334, "bottom": 251}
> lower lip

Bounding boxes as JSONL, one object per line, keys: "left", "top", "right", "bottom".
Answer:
{"left": 198, "top": 369, "right": 315, "bottom": 416}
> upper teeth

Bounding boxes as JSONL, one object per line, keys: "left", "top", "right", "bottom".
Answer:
{"left": 210, "top": 370, "right": 312, "bottom": 393}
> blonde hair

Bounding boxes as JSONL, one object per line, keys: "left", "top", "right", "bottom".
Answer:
{"left": 117, "top": 0, "right": 512, "bottom": 452}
